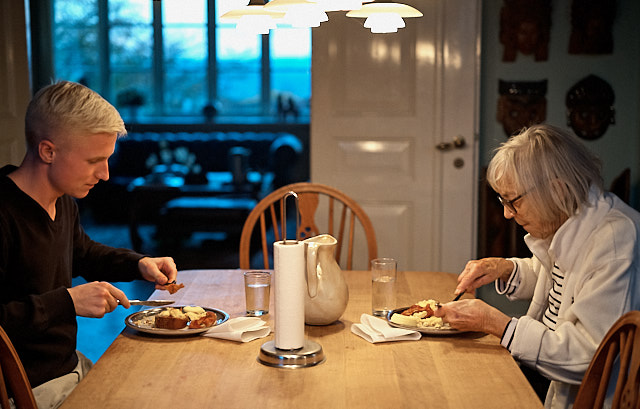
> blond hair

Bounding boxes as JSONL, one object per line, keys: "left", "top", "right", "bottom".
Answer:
{"left": 24, "top": 81, "right": 126, "bottom": 150}
{"left": 487, "top": 124, "right": 603, "bottom": 223}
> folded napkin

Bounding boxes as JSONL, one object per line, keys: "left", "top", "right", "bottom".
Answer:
{"left": 203, "top": 317, "right": 271, "bottom": 343}
{"left": 351, "top": 313, "right": 421, "bottom": 343}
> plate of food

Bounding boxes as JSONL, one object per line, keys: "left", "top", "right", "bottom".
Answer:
{"left": 125, "top": 306, "right": 229, "bottom": 336}
{"left": 386, "top": 299, "right": 463, "bottom": 335}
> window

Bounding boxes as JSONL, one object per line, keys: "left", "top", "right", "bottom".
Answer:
{"left": 52, "top": 0, "right": 311, "bottom": 123}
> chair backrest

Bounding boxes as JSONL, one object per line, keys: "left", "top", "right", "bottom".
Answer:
{"left": 239, "top": 182, "right": 377, "bottom": 270}
{"left": 0, "top": 326, "right": 37, "bottom": 409}
{"left": 573, "top": 310, "right": 640, "bottom": 409}
{"left": 610, "top": 167, "right": 631, "bottom": 204}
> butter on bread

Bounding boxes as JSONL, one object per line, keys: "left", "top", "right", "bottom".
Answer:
{"left": 154, "top": 306, "right": 214, "bottom": 330}
{"left": 155, "top": 308, "right": 188, "bottom": 329}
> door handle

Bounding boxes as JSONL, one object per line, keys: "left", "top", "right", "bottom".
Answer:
{"left": 436, "top": 135, "right": 466, "bottom": 151}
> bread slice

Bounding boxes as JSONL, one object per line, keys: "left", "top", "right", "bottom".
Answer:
{"left": 155, "top": 315, "right": 188, "bottom": 329}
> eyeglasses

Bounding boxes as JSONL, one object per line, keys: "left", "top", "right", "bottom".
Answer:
{"left": 497, "top": 191, "right": 528, "bottom": 215}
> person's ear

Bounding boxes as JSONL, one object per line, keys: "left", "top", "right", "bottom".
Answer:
{"left": 39, "top": 140, "right": 56, "bottom": 164}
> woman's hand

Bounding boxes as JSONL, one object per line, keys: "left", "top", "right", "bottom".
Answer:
{"left": 138, "top": 256, "right": 178, "bottom": 289}
{"left": 433, "top": 299, "right": 511, "bottom": 338}
{"left": 456, "top": 257, "right": 515, "bottom": 295}
{"left": 67, "top": 281, "right": 129, "bottom": 318}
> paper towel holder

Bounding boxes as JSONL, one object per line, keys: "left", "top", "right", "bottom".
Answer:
{"left": 281, "top": 190, "right": 299, "bottom": 245}
{"left": 258, "top": 190, "right": 325, "bottom": 368}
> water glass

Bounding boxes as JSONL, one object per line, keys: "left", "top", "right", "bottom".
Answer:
{"left": 371, "top": 258, "right": 397, "bottom": 317}
{"left": 244, "top": 271, "right": 271, "bottom": 316}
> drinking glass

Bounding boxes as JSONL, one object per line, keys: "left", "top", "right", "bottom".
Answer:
{"left": 244, "top": 271, "right": 271, "bottom": 316}
{"left": 371, "top": 258, "right": 397, "bottom": 317}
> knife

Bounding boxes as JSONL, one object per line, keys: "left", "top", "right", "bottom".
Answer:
{"left": 118, "top": 299, "right": 175, "bottom": 306}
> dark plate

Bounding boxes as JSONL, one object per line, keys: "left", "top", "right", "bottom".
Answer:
{"left": 125, "top": 306, "right": 229, "bottom": 336}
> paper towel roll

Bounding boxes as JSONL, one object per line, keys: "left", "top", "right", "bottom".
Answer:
{"left": 274, "top": 240, "right": 305, "bottom": 350}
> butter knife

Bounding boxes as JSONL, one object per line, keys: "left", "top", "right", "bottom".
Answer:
{"left": 118, "top": 299, "right": 175, "bottom": 306}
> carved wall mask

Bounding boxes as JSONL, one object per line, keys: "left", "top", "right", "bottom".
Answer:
{"left": 565, "top": 75, "right": 615, "bottom": 140}
{"left": 497, "top": 80, "right": 548, "bottom": 137}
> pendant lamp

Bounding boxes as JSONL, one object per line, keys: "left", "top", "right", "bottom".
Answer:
{"left": 346, "top": 2, "right": 422, "bottom": 33}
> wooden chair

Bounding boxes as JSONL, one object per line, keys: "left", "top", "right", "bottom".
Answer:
{"left": 610, "top": 168, "right": 631, "bottom": 204}
{"left": 573, "top": 310, "right": 640, "bottom": 409}
{"left": 0, "top": 326, "right": 37, "bottom": 409}
{"left": 239, "top": 182, "right": 377, "bottom": 270}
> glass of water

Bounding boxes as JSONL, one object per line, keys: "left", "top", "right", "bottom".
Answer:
{"left": 371, "top": 258, "right": 397, "bottom": 317}
{"left": 244, "top": 271, "right": 271, "bottom": 316}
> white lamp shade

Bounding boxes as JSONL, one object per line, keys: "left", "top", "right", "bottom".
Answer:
{"left": 220, "top": 5, "right": 285, "bottom": 21}
{"left": 316, "top": 0, "right": 363, "bottom": 12}
{"left": 346, "top": 2, "right": 422, "bottom": 18}
{"left": 266, "top": 0, "right": 329, "bottom": 28}
{"left": 364, "top": 13, "right": 405, "bottom": 33}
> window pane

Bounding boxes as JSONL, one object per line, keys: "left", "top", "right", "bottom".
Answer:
{"left": 163, "top": 0, "right": 206, "bottom": 24}
{"left": 109, "top": 0, "right": 153, "bottom": 116}
{"left": 110, "top": 27, "right": 153, "bottom": 67}
{"left": 164, "top": 72, "right": 208, "bottom": 115}
{"left": 53, "top": 0, "right": 99, "bottom": 85}
{"left": 271, "top": 28, "right": 311, "bottom": 118}
{"left": 54, "top": 0, "right": 98, "bottom": 25}
{"left": 216, "top": 27, "right": 261, "bottom": 116}
{"left": 112, "top": 72, "right": 152, "bottom": 119}
{"left": 162, "top": 1, "right": 207, "bottom": 115}
{"left": 109, "top": 0, "right": 151, "bottom": 24}
{"left": 164, "top": 27, "right": 207, "bottom": 66}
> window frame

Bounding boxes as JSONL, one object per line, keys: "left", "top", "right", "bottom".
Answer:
{"left": 46, "top": 0, "right": 309, "bottom": 123}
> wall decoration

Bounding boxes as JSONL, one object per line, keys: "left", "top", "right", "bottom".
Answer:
{"left": 499, "top": 0, "right": 552, "bottom": 62}
{"left": 565, "top": 75, "right": 615, "bottom": 140}
{"left": 569, "top": 0, "right": 616, "bottom": 55}
{"left": 497, "top": 80, "right": 548, "bottom": 137}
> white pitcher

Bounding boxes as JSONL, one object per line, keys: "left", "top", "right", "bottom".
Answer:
{"left": 303, "top": 234, "right": 349, "bottom": 325}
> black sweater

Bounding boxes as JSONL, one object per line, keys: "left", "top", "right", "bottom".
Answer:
{"left": 0, "top": 165, "right": 144, "bottom": 387}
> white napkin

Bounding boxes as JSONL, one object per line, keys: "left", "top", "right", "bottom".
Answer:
{"left": 351, "top": 313, "right": 421, "bottom": 343}
{"left": 203, "top": 317, "right": 271, "bottom": 343}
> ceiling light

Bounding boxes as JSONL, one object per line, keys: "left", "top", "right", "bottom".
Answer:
{"left": 346, "top": 2, "right": 422, "bottom": 33}
{"left": 264, "top": 0, "right": 329, "bottom": 28}
{"left": 315, "top": 0, "right": 363, "bottom": 12}
{"left": 220, "top": 1, "right": 285, "bottom": 34}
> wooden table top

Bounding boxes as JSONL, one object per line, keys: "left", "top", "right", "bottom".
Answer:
{"left": 61, "top": 269, "right": 542, "bottom": 409}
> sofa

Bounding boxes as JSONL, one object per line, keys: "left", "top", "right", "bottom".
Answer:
{"left": 81, "top": 130, "right": 306, "bottom": 224}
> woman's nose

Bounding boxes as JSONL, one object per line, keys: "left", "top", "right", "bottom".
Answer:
{"left": 503, "top": 206, "right": 515, "bottom": 219}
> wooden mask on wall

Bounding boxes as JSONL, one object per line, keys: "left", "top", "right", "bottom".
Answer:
{"left": 565, "top": 75, "right": 615, "bottom": 140}
{"left": 497, "top": 80, "right": 548, "bottom": 138}
{"left": 569, "top": 0, "right": 616, "bottom": 55}
{"left": 499, "top": 0, "right": 552, "bottom": 62}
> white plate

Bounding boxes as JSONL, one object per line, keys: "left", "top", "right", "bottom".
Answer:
{"left": 386, "top": 307, "right": 463, "bottom": 336}
{"left": 125, "top": 306, "right": 229, "bottom": 336}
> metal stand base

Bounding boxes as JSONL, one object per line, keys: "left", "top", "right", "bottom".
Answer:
{"left": 258, "top": 340, "right": 325, "bottom": 368}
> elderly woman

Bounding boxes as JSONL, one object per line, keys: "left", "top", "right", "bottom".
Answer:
{"left": 435, "top": 124, "right": 640, "bottom": 408}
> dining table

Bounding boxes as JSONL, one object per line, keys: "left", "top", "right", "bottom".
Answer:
{"left": 60, "top": 269, "right": 543, "bottom": 409}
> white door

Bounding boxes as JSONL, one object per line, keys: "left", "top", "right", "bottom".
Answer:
{"left": 311, "top": 0, "right": 480, "bottom": 273}
{"left": 0, "top": 0, "right": 30, "bottom": 167}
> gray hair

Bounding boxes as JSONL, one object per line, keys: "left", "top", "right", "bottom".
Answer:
{"left": 24, "top": 81, "right": 126, "bottom": 150}
{"left": 487, "top": 124, "right": 603, "bottom": 223}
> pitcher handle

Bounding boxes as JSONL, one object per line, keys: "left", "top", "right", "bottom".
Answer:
{"left": 306, "top": 243, "right": 319, "bottom": 298}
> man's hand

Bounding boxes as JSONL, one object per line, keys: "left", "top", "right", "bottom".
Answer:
{"left": 67, "top": 281, "right": 129, "bottom": 318}
{"left": 455, "top": 257, "right": 515, "bottom": 295}
{"left": 138, "top": 257, "right": 178, "bottom": 290}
